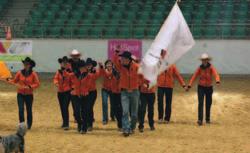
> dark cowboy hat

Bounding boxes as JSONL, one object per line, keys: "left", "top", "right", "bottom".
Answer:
{"left": 58, "top": 56, "right": 69, "bottom": 63}
{"left": 22, "top": 57, "right": 36, "bottom": 67}
{"left": 119, "top": 51, "right": 132, "bottom": 60}
{"left": 78, "top": 60, "right": 86, "bottom": 68}
{"left": 86, "top": 58, "right": 97, "bottom": 67}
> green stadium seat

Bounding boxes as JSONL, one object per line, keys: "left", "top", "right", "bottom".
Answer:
{"left": 124, "top": 12, "right": 136, "bottom": 20}
{"left": 137, "top": 12, "right": 151, "bottom": 20}
{"left": 220, "top": 26, "right": 231, "bottom": 38}
{"left": 85, "top": 11, "right": 96, "bottom": 20}
{"left": 118, "top": 27, "right": 132, "bottom": 38}
{"left": 104, "top": 27, "right": 118, "bottom": 38}
{"left": 154, "top": 5, "right": 166, "bottom": 12}
{"left": 70, "top": 11, "right": 83, "bottom": 20}
{"left": 23, "top": 27, "right": 33, "bottom": 37}
{"left": 33, "top": 27, "right": 45, "bottom": 38}
{"left": 62, "top": 27, "right": 74, "bottom": 38}
{"left": 204, "top": 26, "right": 218, "bottom": 38}
{"left": 96, "top": 12, "right": 110, "bottom": 20}
{"left": 110, "top": 12, "right": 123, "bottom": 19}
{"left": 66, "top": 19, "right": 79, "bottom": 25}
{"left": 152, "top": 11, "right": 165, "bottom": 21}
{"left": 89, "top": 27, "right": 103, "bottom": 38}
{"left": 192, "top": 27, "right": 202, "bottom": 38}
{"left": 107, "top": 19, "right": 120, "bottom": 25}
{"left": 75, "top": 28, "right": 89, "bottom": 38}
{"left": 53, "top": 19, "right": 65, "bottom": 26}
{"left": 101, "top": 4, "right": 113, "bottom": 12}
{"left": 146, "top": 27, "right": 159, "bottom": 38}
{"left": 133, "top": 27, "right": 145, "bottom": 39}
{"left": 48, "top": 27, "right": 62, "bottom": 38}
{"left": 58, "top": 11, "right": 68, "bottom": 19}
{"left": 44, "top": 11, "right": 55, "bottom": 20}
{"left": 31, "top": 11, "right": 43, "bottom": 19}
{"left": 233, "top": 27, "right": 246, "bottom": 38}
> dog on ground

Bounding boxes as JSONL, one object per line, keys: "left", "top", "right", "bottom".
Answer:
{"left": 0, "top": 122, "right": 27, "bottom": 153}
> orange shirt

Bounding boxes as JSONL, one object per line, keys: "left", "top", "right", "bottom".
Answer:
{"left": 188, "top": 64, "right": 220, "bottom": 87}
{"left": 100, "top": 68, "right": 113, "bottom": 91}
{"left": 70, "top": 73, "right": 91, "bottom": 96}
{"left": 111, "top": 75, "right": 121, "bottom": 93}
{"left": 88, "top": 70, "right": 101, "bottom": 91}
{"left": 53, "top": 70, "right": 71, "bottom": 92}
{"left": 113, "top": 54, "right": 139, "bottom": 91}
{"left": 157, "top": 65, "right": 185, "bottom": 88}
{"left": 139, "top": 74, "right": 156, "bottom": 93}
{"left": 12, "top": 70, "right": 40, "bottom": 95}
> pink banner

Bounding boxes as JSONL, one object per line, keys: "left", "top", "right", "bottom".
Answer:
{"left": 108, "top": 39, "right": 142, "bottom": 59}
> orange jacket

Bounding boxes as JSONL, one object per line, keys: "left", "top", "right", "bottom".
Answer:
{"left": 139, "top": 74, "right": 156, "bottom": 93}
{"left": 100, "top": 68, "right": 113, "bottom": 91}
{"left": 53, "top": 70, "right": 71, "bottom": 92}
{"left": 157, "top": 65, "right": 185, "bottom": 88}
{"left": 70, "top": 73, "right": 91, "bottom": 96}
{"left": 88, "top": 70, "right": 101, "bottom": 91}
{"left": 113, "top": 54, "right": 139, "bottom": 91}
{"left": 188, "top": 63, "right": 220, "bottom": 87}
{"left": 12, "top": 70, "right": 40, "bottom": 95}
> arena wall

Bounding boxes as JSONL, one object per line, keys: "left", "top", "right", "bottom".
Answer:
{"left": 7, "top": 39, "right": 250, "bottom": 74}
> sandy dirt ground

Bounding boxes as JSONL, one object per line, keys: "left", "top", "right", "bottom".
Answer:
{"left": 0, "top": 77, "right": 249, "bottom": 153}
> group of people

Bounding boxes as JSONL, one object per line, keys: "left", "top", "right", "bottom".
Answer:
{"left": 2, "top": 48, "right": 220, "bottom": 137}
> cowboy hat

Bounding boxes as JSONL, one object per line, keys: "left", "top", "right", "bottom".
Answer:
{"left": 22, "top": 57, "right": 36, "bottom": 67}
{"left": 119, "top": 51, "right": 132, "bottom": 60}
{"left": 86, "top": 58, "right": 97, "bottom": 67}
{"left": 200, "top": 53, "right": 212, "bottom": 60}
{"left": 70, "top": 49, "right": 81, "bottom": 56}
{"left": 58, "top": 56, "right": 69, "bottom": 63}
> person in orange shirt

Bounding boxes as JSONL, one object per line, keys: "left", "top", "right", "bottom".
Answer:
{"left": 11, "top": 57, "right": 40, "bottom": 130}
{"left": 108, "top": 62, "right": 122, "bottom": 130}
{"left": 186, "top": 53, "right": 220, "bottom": 126}
{"left": 138, "top": 75, "right": 156, "bottom": 132}
{"left": 85, "top": 58, "right": 100, "bottom": 131}
{"left": 53, "top": 56, "right": 71, "bottom": 130}
{"left": 69, "top": 60, "right": 91, "bottom": 134}
{"left": 157, "top": 64, "right": 186, "bottom": 124}
{"left": 68, "top": 49, "right": 82, "bottom": 122}
{"left": 113, "top": 50, "right": 140, "bottom": 137}
{"left": 100, "top": 60, "right": 114, "bottom": 125}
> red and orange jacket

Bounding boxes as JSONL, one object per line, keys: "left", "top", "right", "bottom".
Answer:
{"left": 157, "top": 65, "right": 185, "bottom": 88}
{"left": 113, "top": 54, "right": 140, "bottom": 91}
{"left": 110, "top": 75, "right": 121, "bottom": 93}
{"left": 139, "top": 74, "right": 156, "bottom": 93}
{"left": 188, "top": 63, "right": 220, "bottom": 87}
{"left": 88, "top": 70, "right": 101, "bottom": 91}
{"left": 70, "top": 73, "right": 91, "bottom": 96}
{"left": 100, "top": 68, "right": 113, "bottom": 91}
{"left": 53, "top": 69, "right": 71, "bottom": 92}
{"left": 12, "top": 70, "right": 40, "bottom": 95}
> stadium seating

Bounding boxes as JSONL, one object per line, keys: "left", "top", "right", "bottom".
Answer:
{"left": 21, "top": 0, "right": 250, "bottom": 39}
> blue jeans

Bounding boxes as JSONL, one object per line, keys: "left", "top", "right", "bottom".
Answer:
{"left": 121, "top": 89, "right": 140, "bottom": 133}
{"left": 101, "top": 89, "right": 111, "bottom": 122}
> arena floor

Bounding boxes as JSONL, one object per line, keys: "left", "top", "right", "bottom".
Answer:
{"left": 0, "top": 77, "right": 249, "bottom": 153}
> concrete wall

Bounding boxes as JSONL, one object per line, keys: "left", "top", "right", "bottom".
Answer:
{"left": 7, "top": 39, "right": 250, "bottom": 74}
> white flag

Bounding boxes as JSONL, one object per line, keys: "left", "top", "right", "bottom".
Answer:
{"left": 139, "top": 3, "right": 195, "bottom": 86}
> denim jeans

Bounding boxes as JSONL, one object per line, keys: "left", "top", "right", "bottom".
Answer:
{"left": 121, "top": 89, "right": 140, "bottom": 133}
{"left": 101, "top": 89, "right": 111, "bottom": 122}
{"left": 17, "top": 94, "right": 33, "bottom": 129}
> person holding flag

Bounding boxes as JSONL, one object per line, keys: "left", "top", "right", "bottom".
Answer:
{"left": 10, "top": 57, "right": 40, "bottom": 130}
{"left": 186, "top": 53, "right": 220, "bottom": 126}
{"left": 157, "top": 49, "right": 186, "bottom": 124}
{"left": 0, "top": 61, "right": 12, "bottom": 80}
{"left": 113, "top": 49, "right": 140, "bottom": 137}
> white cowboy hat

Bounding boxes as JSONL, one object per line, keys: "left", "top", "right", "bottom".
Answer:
{"left": 70, "top": 49, "right": 81, "bottom": 56}
{"left": 200, "top": 53, "right": 211, "bottom": 60}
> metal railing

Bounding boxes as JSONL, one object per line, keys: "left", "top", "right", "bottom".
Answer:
{"left": 0, "top": 23, "right": 250, "bottom": 39}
